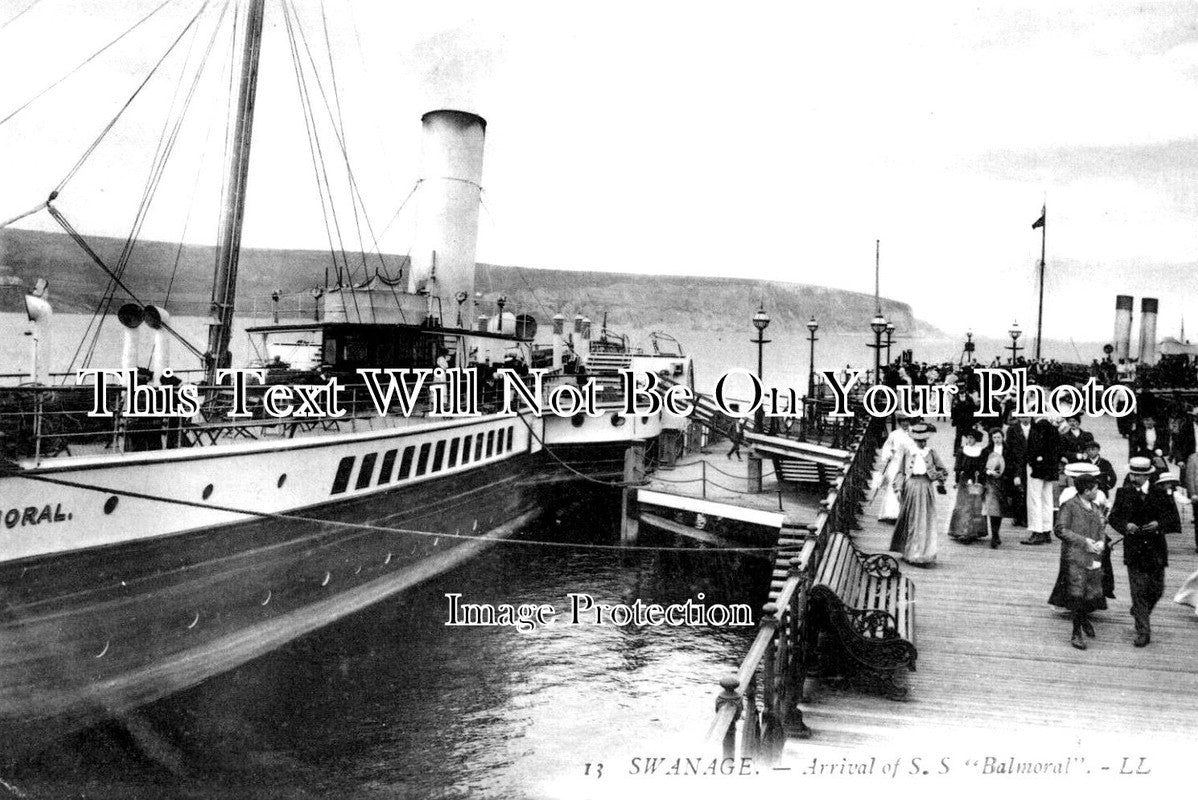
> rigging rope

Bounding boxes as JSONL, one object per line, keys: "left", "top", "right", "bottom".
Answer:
{"left": 82, "top": 0, "right": 227, "bottom": 370}
{"left": 54, "top": 0, "right": 211, "bottom": 195}
{"left": 480, "top": 193, "right": 554, "bottom": 320}
{"left": 0, "top": 0, "right": 44, "bottom": 31}
{"left": 287, "top": 1, "right": 395, "bottom": 298}
{"left": 19, "top": 471, "right": 781, "bottom": 555}
{"left": 280, "top": 0, "right": 355, "bottom": 307}
{"left": 0, "top": 0, "right": 178, "bottom": 130}
{"left": 0, "top": 200, "right": 48, "bottom": 230}
{"left": 48, "top": 204, "right": 203, "bottom": 361}
{"left": 319, "top": 0, "right": 370, "bottom": 285}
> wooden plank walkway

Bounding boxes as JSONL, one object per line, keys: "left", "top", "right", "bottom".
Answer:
{"left": 782, "top": 415, "right": 1198, "bottom": 755}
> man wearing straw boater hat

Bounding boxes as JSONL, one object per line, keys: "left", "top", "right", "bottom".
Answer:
{"left": 1107, "top": 456, "right": 1170, "bottom": 647}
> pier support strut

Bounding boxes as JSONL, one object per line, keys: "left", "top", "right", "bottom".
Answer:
{"left": 621, "top": 487, "right": 639, "bottom": 544}
{"left": 621, "top": 439, "right": 647, "bottom": 545}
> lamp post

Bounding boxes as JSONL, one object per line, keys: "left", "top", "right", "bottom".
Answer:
{"left": 806, "top": 316, "right": 819, "bottom": 403}
{"left": 752, "top": 303, "right": 771, "bottom": 431}
{"left": 885, "top": 321, "right": 895, "bottom": 367}
{"left": 962, "top": 329, "right": 975, "bottom": 365}
{"left": 869, "top": 313, "right": 887, "bottom": 385}
{"left": 1007, "top": 321, "right": 1023, "bottom": 364}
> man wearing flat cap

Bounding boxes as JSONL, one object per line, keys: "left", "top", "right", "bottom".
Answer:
{"left": 1107, "top": 456, "right": 1170, "bottom": 647}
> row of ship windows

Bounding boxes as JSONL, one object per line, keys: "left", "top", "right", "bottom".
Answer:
{"left": 330, "top": 426, "right": 516, "bottom": 495}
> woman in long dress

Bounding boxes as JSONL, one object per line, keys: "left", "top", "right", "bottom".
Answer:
{"left": 889, "top": 423, "right": 948, "bottom": 566}
{"left": 948, "top": 428, "right": 988, "bottom": 543}
{"left": 876, "top": 414, "right": 914, "bottom": 522}
{"left": 1048, "top": 474, "right": 1109, "bottom": 650}
{"left": 1175, "top": 570, "right": 1198, "bottom": 616}
{"left": 981, "top": 428, "right": 1006, "bottom": 548}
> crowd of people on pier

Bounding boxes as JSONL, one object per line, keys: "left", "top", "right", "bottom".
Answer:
{"left": 871, "top": 356, "right": 1198, "bottom": 651}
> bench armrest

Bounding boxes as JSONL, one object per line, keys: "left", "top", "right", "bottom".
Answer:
{"left": 860, "top": 553, "right": 901, "bottom": 578}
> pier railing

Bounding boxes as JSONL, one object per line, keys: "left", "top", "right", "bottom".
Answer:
{"left": 704, "top": 408, "right": 885, "bottom": 761}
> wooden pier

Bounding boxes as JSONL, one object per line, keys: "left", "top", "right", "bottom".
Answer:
{"left": 706, "top": 413, "right": 1198, "bottom": 761}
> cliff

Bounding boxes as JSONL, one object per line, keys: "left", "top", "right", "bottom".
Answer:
{"left": 0, "top": 227, "right": 935, "bottom": 334}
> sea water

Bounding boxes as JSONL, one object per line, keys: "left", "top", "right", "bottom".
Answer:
{"left": 0, "top": 311, "right": 1104, "bottom": 798}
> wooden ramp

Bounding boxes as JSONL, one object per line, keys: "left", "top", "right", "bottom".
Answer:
{"left": 782, "top": 415, "right": 1198, "bottom": 756}
{"left": 640, "top": 450, "right": 824, "bottom": 529}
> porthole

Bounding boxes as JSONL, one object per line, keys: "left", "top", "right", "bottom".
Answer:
{"left": 277, "top": 473, "right": 287, "bottom": 488}
{"left": 202, "top": 484, "right": 214, "bottom": 500}
{"left": 103, "top": 496, "right": 118, "bottom": 514}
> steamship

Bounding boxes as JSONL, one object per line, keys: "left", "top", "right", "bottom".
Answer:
{"left": 0, "top": 1, "right": 693, "bottom": 749}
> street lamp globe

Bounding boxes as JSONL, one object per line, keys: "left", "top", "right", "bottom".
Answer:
{"left": 1009, "top": 321, "right": 1022, "bottom": 341}
{"left": 870, "top": 313, "right": 887, "bottom": 335}
{"left": 807, "top": 316, "right": 819, "bottom": 334}
{"left": 885, "top": 322, "right": 895, "bottom": 335}
{"left": 753, "top": 303, "right": 771, "bottom": 332}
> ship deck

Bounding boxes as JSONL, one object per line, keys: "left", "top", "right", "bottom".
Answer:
{"left": 780, "top": 414, "right": 1198, "bottom": 757}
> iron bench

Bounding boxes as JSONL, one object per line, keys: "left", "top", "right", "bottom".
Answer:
{"left": 809, "top": 531, "right": 917, "bottom": 700}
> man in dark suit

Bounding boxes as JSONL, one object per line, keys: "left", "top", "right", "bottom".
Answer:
{"left": 1084, "top": 441, "right": 1117, "bottom": 495}
{"left": 1004, "top": 414, "right": 1032, "bottom": 527}
{"left": 1171, "top": 406, "right": 1198, "bottom": 476}
{"left": 1022, "top": 416, "right": 1061, "bottom": 545}
{"left": 1107, "top": 457, "right": 1170, "bottom": 647}
{"left": 1059, "top": 414, "right": 1094, "bottom": 464}
{"left": 1129, "top": 416, "right": 1170, "bottom": 477}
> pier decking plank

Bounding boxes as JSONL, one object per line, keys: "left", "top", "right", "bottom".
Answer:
{"left": 782, "top": 416, "right": 1198, "bottom": 753}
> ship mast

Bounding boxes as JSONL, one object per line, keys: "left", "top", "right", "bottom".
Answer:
{"left": 205, "top": 0, "right": 267, "bottom": 385}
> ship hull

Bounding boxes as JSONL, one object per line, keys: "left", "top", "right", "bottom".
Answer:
{"left": 0, "top": 450, "right": 559, "bottom": 754}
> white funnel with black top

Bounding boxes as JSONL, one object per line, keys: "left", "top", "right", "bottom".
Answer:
{"left": 408, "top": 110, "right": 486, "bottom": 326}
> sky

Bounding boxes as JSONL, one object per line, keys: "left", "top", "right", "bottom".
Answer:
{"left": 0, "top": 0, "right": 1196, "bottom": 341}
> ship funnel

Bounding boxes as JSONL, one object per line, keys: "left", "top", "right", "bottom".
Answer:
{"left": 1138, "top": 297, "right": 1159, "bottom": 365}
{"left": 23, "top": 281, "right": 52, "bottom": 384}
{"left": 408, "top": 110, "right": 486, "bottom": 320}
{"left": 1113, "top": 295, "right": 1133, "bottom": 362}
{"left": 118, "top": 302, "right": 144, "bottom": 373}
{"left": 144, "top": 304, "right": 172, "bottom": 381}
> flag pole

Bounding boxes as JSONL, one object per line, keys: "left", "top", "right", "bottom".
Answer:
{"left": 1034, "top": 204, "right": 1046, "bottom": 361}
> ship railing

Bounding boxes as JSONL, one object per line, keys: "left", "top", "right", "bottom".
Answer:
{"left": 1, "top": 375, "right": 540, "bottom": 465}
{"left": 704, "top": 408, "right": 884, "bottom": 761}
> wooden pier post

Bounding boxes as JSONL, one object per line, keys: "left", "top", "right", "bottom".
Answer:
{"left": 624, "top": 438, "right": 647, "bottom": 485}
{"left": 621, "top": 439, "right": 646, "bottom": 545}
{"left": 747, "top": 453, "right": 763, "bottom": 493}
{"left": 716, "top": 675, "right": 742, "bottom": 759}
{"left": 620, "top": 486, "right": 639, "bottom": 545}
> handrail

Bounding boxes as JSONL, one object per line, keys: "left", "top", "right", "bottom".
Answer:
{"left": 703, "top": 406, "right": 884, "bottom": 760}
